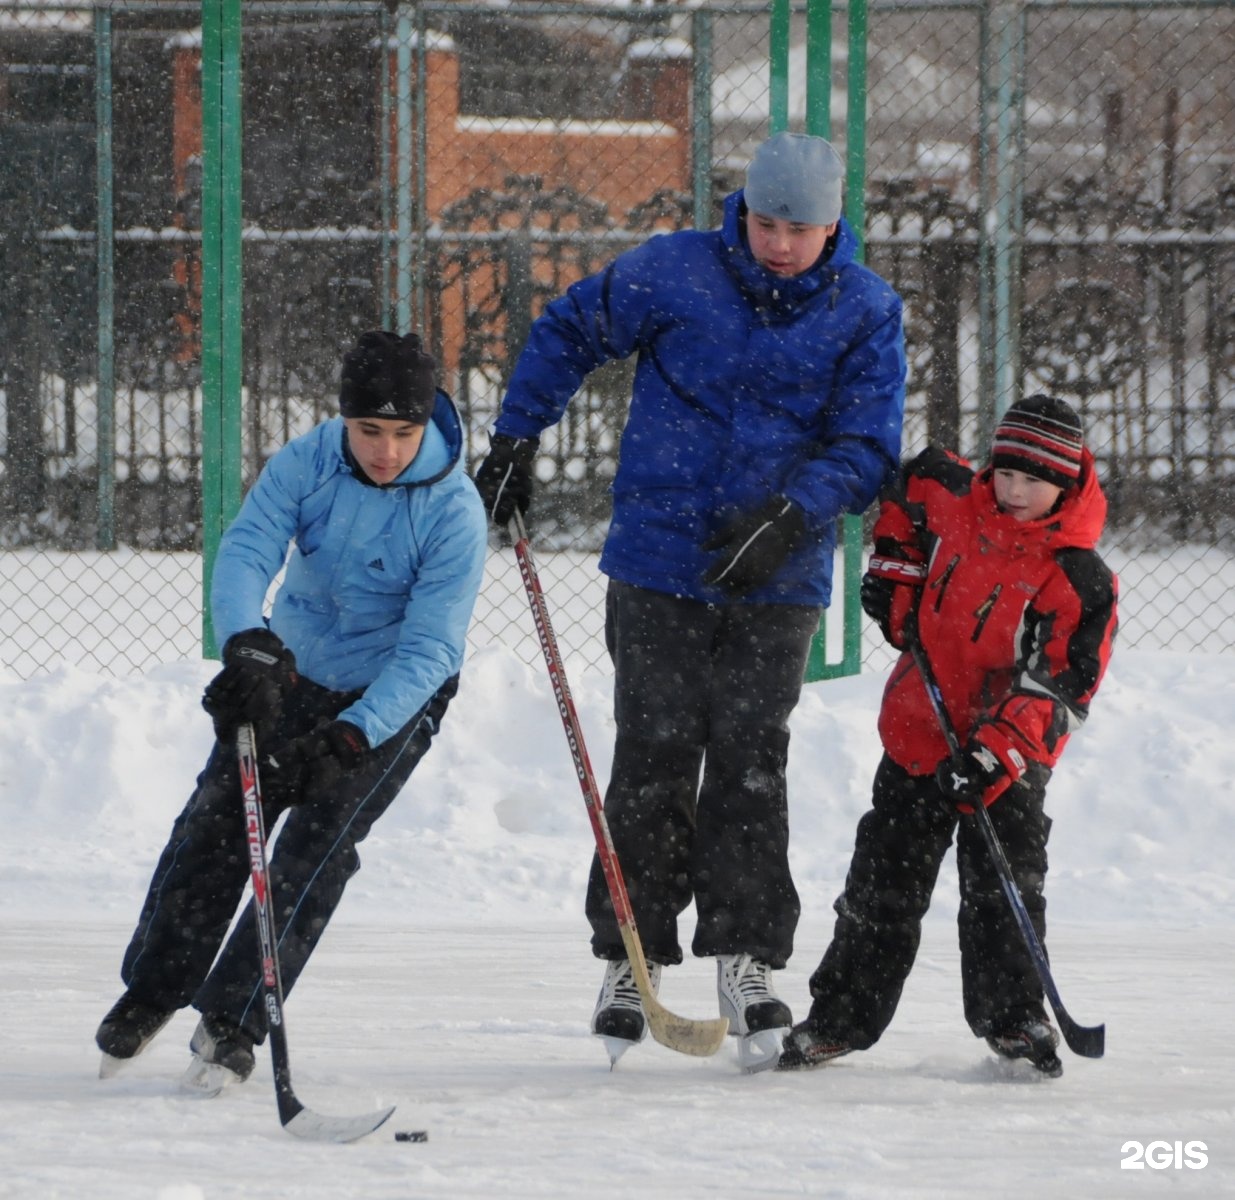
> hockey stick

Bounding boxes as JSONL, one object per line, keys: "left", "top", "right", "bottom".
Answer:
{"left": 237, "top": 723, "right": 397, "bottom": 1140}
{"left": 906, "top": 641, "right": 1105, "bottom": 1059}
{"left": 508, "top": 512, "right": 729, "bottom": 1057}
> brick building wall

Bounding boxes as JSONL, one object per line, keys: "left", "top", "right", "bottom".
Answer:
{"left": 168, "top": 29, "right": 693, "bottom": 377}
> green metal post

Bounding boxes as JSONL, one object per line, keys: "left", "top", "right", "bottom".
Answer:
{"left": 691, "top": 8, "right": 714, "bottom": 230}
{"left": 805, "top": 0, "right": 831, "bottom": 130}
{"left": 846, "top": 0, "right": 870, "bottom": 230}
{"left": 395, "top": 5, "right": 413, "bottom": 334}
{"left": 833, "top": 0, "right": 870, "bottom": 680}
{"left": 94, "top": 7, "right": 115, "bottom": 551}
{"left": 413, "top": 5, "right": 429, "bottom": 333}
{"left": 769, "top": 0, "right": 790, "bottom": 133}
{"left": 379, "top": 3, "right": 393, "bottom": 330}
{"left": 802, "top": 0, "right": 868, "bottom": 682}
{"left": 200, "top": 0, "right": 244, "bottom": 657}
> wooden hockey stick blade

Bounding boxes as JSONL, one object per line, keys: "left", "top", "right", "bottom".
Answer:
{"left": 645, "top": 997, "right": 730, "bottom": 1057}
{"left": 508, "top": 520, "right": 729, "bottom": 1061}
{"left": 622, "top": 931, "right": 729, "bottom": 1057}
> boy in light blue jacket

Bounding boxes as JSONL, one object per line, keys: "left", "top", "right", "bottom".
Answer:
{"left": 96, "top": 330, "right": 486, "bottom": 1084}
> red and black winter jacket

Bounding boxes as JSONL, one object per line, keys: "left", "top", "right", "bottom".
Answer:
{"left": 874, "top": 445, "right": 1118, "bottom": 804}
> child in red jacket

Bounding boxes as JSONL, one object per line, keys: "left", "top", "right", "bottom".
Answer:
{"left": 779, "top": 394, "right": 1118, "bottom": 1077}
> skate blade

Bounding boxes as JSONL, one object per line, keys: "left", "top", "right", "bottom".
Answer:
{"left": 738, "top": 1027, "right": 788, "bottom": 1074}
{"left": 775, "top": 1039, "right": 852, "bottom": 1071}
{"left": 99, "top": 1053, "right": 130, "bottom": 1080}
{"left": 598, "top": 1035, "right": 639, "bottom": 1070}
{"left": 180, "top": 1054, "right": 240, "bottom": 1098}
{"left": 989, "top": 1049, "right": 1064, "bottom": 1080}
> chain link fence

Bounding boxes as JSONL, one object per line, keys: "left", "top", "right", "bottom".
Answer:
{"left": 1, "top": 0, "right": 1232, "bottom": 677}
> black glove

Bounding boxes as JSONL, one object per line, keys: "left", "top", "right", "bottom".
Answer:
{"left": 473, "top": 434, "right": 538, "bottom": 527}
{"left": 860, "top": 554, "right": 925, "bottom": 649}
{"left": 202, "top": 628, "right": 298, "bottom": 740}
{"left": 259, "top": 719, "right": 369, "bottom": 804}
{"left": 934, "top": 743, "right": 1006, "bottom": 814}
{"left": 701, "top": 497, "right": 807, "bottom": 597}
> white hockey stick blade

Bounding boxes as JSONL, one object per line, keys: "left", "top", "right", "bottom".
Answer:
{"left": 283, "top": 1103, "right": 397, "bottom": 1144}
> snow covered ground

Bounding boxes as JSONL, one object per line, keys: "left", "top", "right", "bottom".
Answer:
{"left": 1, "top": 549, "right": 1233, "bottom": 1198}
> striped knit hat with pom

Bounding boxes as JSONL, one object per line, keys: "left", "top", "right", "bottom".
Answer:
{"left": 991, "top": 394, "right": 1084, "bottom": 489}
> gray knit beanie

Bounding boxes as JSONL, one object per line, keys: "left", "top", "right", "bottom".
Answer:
{"left": 743, "top": 132, "right": 844, "bottom": 226}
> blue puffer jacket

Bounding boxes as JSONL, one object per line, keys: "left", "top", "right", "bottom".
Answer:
{"left": 211, "top": 392, "right": 487, "bottom": 748}
{"left": 496, "top": 190, "right": 906, "bottom": 605}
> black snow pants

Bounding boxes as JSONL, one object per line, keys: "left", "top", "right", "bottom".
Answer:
{"left": 804, "top": 754, "right": 1053, "bottom": 1046}
{"left": 585, "top": 580, "right": 822, "bottom": 969}
{"left": 119, "top": 671, "right": 457, "bottom": 1041}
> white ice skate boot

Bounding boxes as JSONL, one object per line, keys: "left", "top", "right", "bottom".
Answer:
{"left": 591, "top": 958, "right": 662, "bottom": 1068}
{"left": 716, "top": 953, "right": 792, "bottom": 1073}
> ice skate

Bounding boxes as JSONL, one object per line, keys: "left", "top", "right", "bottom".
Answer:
{"left": 715, "top": 953, "right": 792, "bottom": 1073}
{"left": 591, "top": 959, "right": 662, "bottom": 1068}
{"left": 180, "top": 1013, "right": 257, "bottom": 1096}
{"left": 776, "top": 1019, "right": 854, "bottom": 1071}
{"left": 986, "top": 1018, "right": 1063, "bottom": 1078}
{"left": 96, "top": 993, "right": 174, "bottom": 1078}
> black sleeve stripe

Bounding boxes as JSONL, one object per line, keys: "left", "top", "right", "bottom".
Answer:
{"left": 1051, "top": 547, "right": 1118, "bottom": 704}
{"left": 905, "top": 445, "right": 973, "bottom": 496}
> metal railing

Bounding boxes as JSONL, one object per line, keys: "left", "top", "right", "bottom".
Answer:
{"left": 0, "top": 0, "right": 1232, "bottom": 676}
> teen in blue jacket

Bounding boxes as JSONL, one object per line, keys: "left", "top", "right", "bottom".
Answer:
{"left": 96, "top": 331, "right": 487, "bottom": 1084}
{"left": 475, "top": 133, "right": 906, "bottom": 1071}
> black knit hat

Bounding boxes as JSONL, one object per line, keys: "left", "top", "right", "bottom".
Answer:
{"left": 991, "top": 393, "right": 1084, "bottom": 489}
{"left": 339, "top": 330, "right": 436, "bottom": 424}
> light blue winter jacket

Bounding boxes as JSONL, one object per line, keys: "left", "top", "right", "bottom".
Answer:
{"left": 495, "top": 190, "right": 907, "bottom": 605}
{"left": 211, "top": 392, "right": 487, "bottom": 748}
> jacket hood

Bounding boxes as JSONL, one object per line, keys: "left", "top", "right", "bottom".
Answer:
{"left": 974, "top": 447, "right": 1108, "bottom": 553}
{"left": 721, "top": 190, "right": 859, "bottom": 313}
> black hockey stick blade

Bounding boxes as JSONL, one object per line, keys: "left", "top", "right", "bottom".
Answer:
{"left": 906, "top": 644, "right": 1107, "bottom": 1061}
{"left": 975, "top": 801, "right": 1106, "bottom": 1060}
{"left": 1055, "top": 1012, "right": 1105, "bottom": 1059}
